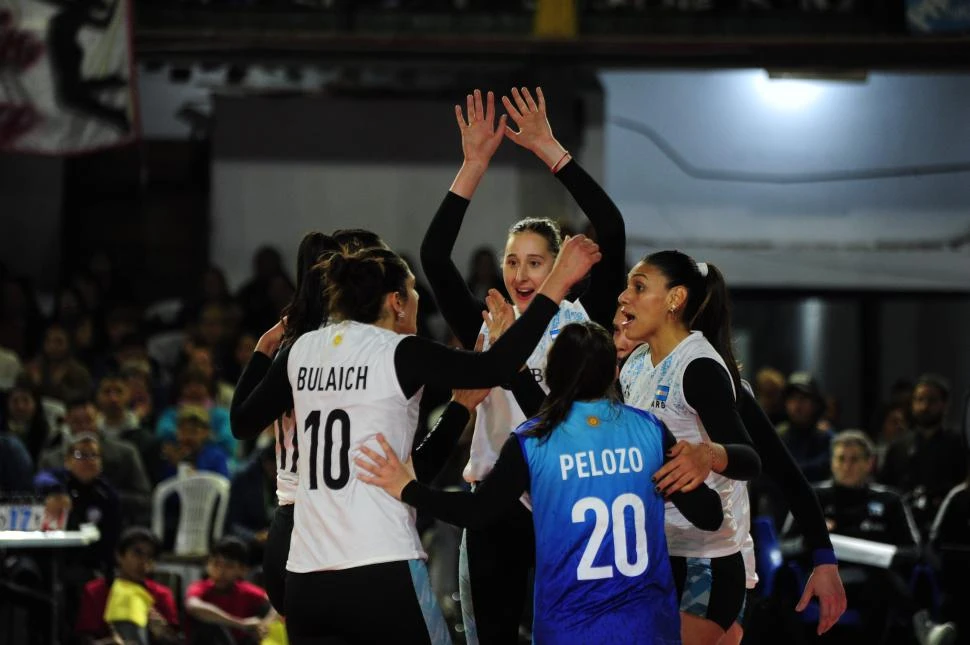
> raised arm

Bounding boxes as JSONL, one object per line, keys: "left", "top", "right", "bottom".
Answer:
{"left": 229, "top": 322, "right": 289, "bottom": 440}
{"left": 503, "top": 86, "right": 627, "bottom": 330}
{"left": 420, "top": 90, "right": 507, "bottom": 349}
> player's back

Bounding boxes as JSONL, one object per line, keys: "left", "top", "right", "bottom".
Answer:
{"left": 286, "top": 320, "right": 425, "bottom": 573}
{"left": 516, "top": 399, "right": 680, "bottom": 644}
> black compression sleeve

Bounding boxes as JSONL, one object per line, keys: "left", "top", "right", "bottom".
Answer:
{"left": 738, "top": 387, "right": 833, "bottom": 553}
{"left": 419, "top": 192, "right": 486, "bottom": 350}
{"left": 412, "top": 401, "right": 471, "bottom": 483}
{"left": 556, "top": 161, "right": 628, "bottom": 331}
{"left": 401, "top": 435, "right": 528, "bottom": 528}
{"left": 507, "top": 369, "right": 546, "bottom": 419}
{"left": 229, "top": 347, "right": 294, "bottom": 439}
{"left": 394, "top": 295, "right": 559, "bottom": 398}
{"left": 659, "top": 425, "right": 724, "bottom": 531}
{"left": 682, "top": 358, "right": 761, "bottom": 480}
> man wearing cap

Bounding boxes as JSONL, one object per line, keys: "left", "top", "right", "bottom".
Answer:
{"left": 880, "top": 374, "right": 967, "bottom": 535}
{"left": 776, "top": 372, "right": 834, "bottom": 483}
{"left": 159, "top": 404, "right": 230, "bottom": 480}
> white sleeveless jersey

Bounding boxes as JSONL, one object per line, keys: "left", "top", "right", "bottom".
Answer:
{"left": 464, "top": 299, "right": 589, "bottom": 483}
{"left": 286, "top": 321, "right": 425, "bottom": 573}
{"left": 620, "top": 331, "right": 750, "bottom": 559}
{"left": 274, "top": 411, "right": 298, "bottom": 506}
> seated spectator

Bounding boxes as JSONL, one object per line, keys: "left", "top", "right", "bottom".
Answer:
{"left": 185, "top": 344, "right": 234, "bottom": 409}
{"left": 225, "top": 443, "right": 275, "bottom": 561}
{"left": 24, "top": 323, "right": 94, "bottom": 403}
{"left": 223, "top": 332, "right": 257, "bottom": 386}
{"left": 787, "top": 431, "right": 928, "bottom": 640}
{"left": 776, "top": 372, "right": 833, "bottom": 482}
{"left": 185, "top": 537, "right": 278, "bottom": 645}
{"left": 870, "top": 402, "right": 907, "bottom": 471}
{"left": 880, "top": 374, "right": 967, "bottom": 536}
{"left": 39, "top": 398, "right": 152, "bottom": 526}
{"left": 122, "top": 362, "right": 158, "bottom": 429}
{"left": 159, "top": 405, "right": 230, "bottom": 480}
{"left": 97, "top": 372, "right": 156, "bottom": 462}
{"left": 76, "top": 527, "right": 180, "bottom": 645}
{"left": 3, "top": 375, "right": 51, "bottom": 464}
{"left": 34, "top": 433, "right": 121, "bottom": 578}
{"left": 156, "top": 368, "right": 235, "bottom": 461}
{"left": 754, "top": 366, "right": 787, "bottom": 425}
{"left": 929, "top": 478, "right": 969, "bottom": 644}
{"left": 0, "top": 432, "right": 33, "bottom": 494}
{"left": 466, "top": 246, "right": 506, "bottom": 301}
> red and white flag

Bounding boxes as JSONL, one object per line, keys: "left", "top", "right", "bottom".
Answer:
{"left": 0, "top": 0, "right": 138, "bottom": 155}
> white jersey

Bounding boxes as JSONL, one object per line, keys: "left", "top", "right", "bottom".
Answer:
{"left": 464, "top": 299, "right": 589, "bottom": 483}
{"left": 286, "top": 321, "right": 425, "bottom": 573}
{"left": 620, "top": 331, "right": 751, "bottom": 559}
{"left": 273, "top": 411, "right": 298, "bottom": 506}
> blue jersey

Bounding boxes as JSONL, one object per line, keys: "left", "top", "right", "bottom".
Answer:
{"left": 515, "top": 399, "right": 681, "bottom": 645}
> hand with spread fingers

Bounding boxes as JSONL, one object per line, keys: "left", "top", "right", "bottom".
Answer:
{"left": 651, "top": 441, "right": 713, "bottom": 496}
{"left": 356, "top": 433, "right": 416, "bottom": 500}
{"left": 797, "top": 564, "right": 847, "bottom": 635}
{"left": 502, "top": 86, "right": 570, "bottom": 170}
{"left": 456, "top": 89, "right": 506, "bottom": 168}
{"left": 482, "top": 288, "right": 515, "bottom": 343}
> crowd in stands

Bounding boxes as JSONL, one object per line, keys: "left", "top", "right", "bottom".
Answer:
{"left": 0, "top": 246, "right": 967, "bottom": 644}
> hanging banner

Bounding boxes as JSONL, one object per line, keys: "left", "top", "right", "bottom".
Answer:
{"left": 0, "top": 0, "right": 138, "bottom": 155}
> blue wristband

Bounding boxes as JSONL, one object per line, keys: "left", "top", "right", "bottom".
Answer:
{"left": 812, "top": 548, "right": 838, "bottom": 566}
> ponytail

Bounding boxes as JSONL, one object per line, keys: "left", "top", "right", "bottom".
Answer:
{"left": 525, "top": 322, "right": 618, "bottom": 442}
{"left": 644, "top": 251, "right": 741, "bottom": 398}
{"left": 319, "top": 247, "right": 410, "bottom": 324}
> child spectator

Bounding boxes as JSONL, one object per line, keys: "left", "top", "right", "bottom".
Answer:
{"left": 156, "top": 368, "right": 235, "bottom": 461}
{"left": 76, "top": 527, "right": 180, "bottom": 645}
{"left": 160, "top": 405, "right": 230, "bottom": 480}
{"left": 185, "top": 537, "right": 277, "bottom": 645}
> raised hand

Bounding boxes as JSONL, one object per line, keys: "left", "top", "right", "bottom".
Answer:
{"left": 456, "top": 89, "right": 506, "bottom": 167}
{"left": 255, "top": 319, "right": 286, "bottom": 357}
{"left": 482, "top": 288, "right": 515, "bottom": 342}
{"left": 502, "top": 87, "right": 569, "bottom": 170}
{"left": 356, "top": 433, "right": 416, "bottom": 500}
{"left": 539, "top": 234, "right": 601, "bottom": 303}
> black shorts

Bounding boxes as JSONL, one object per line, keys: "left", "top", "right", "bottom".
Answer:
{"left": 263, "top": 504, "right": 294, "bottom": 614}
{"left": 669, "top": 551, "right": 747, "bottom": 632}
{"left": 285, "top": 560, "right": 451, "bottom": 645}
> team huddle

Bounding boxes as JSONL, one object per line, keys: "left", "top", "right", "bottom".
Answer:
{"left": 230, "top": 87, "right": 848, "bottom": 645}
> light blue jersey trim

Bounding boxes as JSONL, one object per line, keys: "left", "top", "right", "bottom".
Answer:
{"left": 408, "top": 559, "right": 453, "bottom": 645}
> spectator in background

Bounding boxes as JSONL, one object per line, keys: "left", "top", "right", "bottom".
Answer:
{"left": 159, "top": 404, "right": 230, "bottom": 480}
{"left": 776, "top": 371, "right": 834, "bottom": 482}
{"left": 52, "top": 285, "right": 101, "bottom": 367}
{"left": 466, "top": 246, "right": 507, "bottom": 301}
{"left": 179, "top": 266, "right": 235, "bottom": 327}
{"left": 880, "top": 374, "right": 967, "bottom": 535}
{"left": 34, "top": 433, "right": 121, "bottom": 578}
{"left": 930, "top": 476, "right": 970, "bottom": 643}
{"left": 237, "top": 246, "right": 289, "bottom": 334}
{"left": 225, "top": 443, "right": 276, "bottom": 563}
{"left": 96, "top": 373, "right": 157, "bottom": 473}
{"left": 76, "top": 527, "right": 180, "bottom": 645}
{"left": 0, "top": 432, "right": 34, "bottom": 494}
{"left": 888, "top": 378, "right": 914, "bottom": 424}
{"left": 186, "top": 344, "right": 234, "bottom": 408}
{"left": 0, "top": 274, "right": 44, "bottom": 360}
{"left": 185, "top": 537, "right": 278, "bottom": 645}
{"left": 870, "top": 402, "right": 907, "bottom": 471}
{"left": 3, "top": 376, "right": 51, "bottom": 465}
{"left": 156, "top": 368, "right": 235, "bottom": 460}
{"left": 123, "top": 362, "right": 159, "bottom": 429}
{"left": 39, "top": 398, "right": 152, "bottom": 526}
{"left": 754, "top": 366, "right": 787, "bottom": 425}
{"left": 86, "top": 249, "right": 135, "bottom": 307}
{"left": 24, "top": 322, "right": 93, "bottom": 402}
{"left": 224, "top": 332, "right": 257, "bottom": 386}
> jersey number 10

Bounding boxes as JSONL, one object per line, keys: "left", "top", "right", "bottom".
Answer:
{"left": 572, "top": 493, "right": 649, "bottom": 580}
{"left": 305, "top": 410, "right": 351, "bottom": 491}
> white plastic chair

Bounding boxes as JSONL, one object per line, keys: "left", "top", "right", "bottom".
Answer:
{"left": 144, "top": 298, "right": 184, "bottom": 327}
{"left": 146, "top": 330, "right": 186, "bottom": 373}
{"left": 151, "top": 471, "right": 230, "bottom": 557}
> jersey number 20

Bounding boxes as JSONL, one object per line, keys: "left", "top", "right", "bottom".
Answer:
{"left": 305, "top": 410, "right": 350, "bottom": 490}
{"left": 572, "top": 494, "right": 649, "bottom": 580}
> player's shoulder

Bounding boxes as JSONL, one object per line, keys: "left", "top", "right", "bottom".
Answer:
{"left": 619, "top": 403, "right": 663, "bottom": 428}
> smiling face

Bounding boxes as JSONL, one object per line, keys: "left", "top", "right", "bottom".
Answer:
{"left": 612, "top": 305, "right": 641, "bottom": 361}
{"left": 616, "top": 261, "right": 683, "bottom": 342}
{"left": 503, "top": 231, "right": 555, "bottom": 312}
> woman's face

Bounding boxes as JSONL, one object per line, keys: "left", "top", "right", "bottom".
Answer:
{"left": 616, "top": 262, "right": 673, "bottom": 342}
{"left": 503, "top": 231, "right": 555, "bottom": 312}
{"left": 8, "top": 389, "right": 36, "bottom": 422}
{"left": 43, "top": 327, "right": 70, "bottom": 361}
{"left": 612, "top": 306, "right": 642, "bottom": 361}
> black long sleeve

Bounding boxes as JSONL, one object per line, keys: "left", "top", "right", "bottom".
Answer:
{"left": 419, "top": 192, "right": 484, "bottom": 350}
{"left": 555, "top": 161, "right": 628, "bottom": 331}
{"left": 507, "top": 369, "right": 546, "bottom": 419}
{"left": 413, "top": 401, "right": 471, "bottom": 483}
{"left": 404, "top": 425, "right": 723, "bottom": 532}
{"left": 682, "top": 358, "right": 761, "bottom": 480}
{"left": 394, "top": 295, "right": 560, "bottom": 398}
{"left": 738, "top": 385, "right": 834, "bottom": 555}
{"left": 403, "top": 435, "right": 529, "bottom": 529}
{"left": 229, "top": 348, "right": 294, "bottom": 440}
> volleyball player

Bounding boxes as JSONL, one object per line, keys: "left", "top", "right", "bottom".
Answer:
{"left": 357, "top": 321, "right": 724, "bottom": 645}
{"left": 230, "top": 239, "right": 600, "bottom": 644}
{"left": 232, "top": 229, "right": 389, "bottom": 614}
{"left": 419, "top": 86, "right": 627, "bottom": 644}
